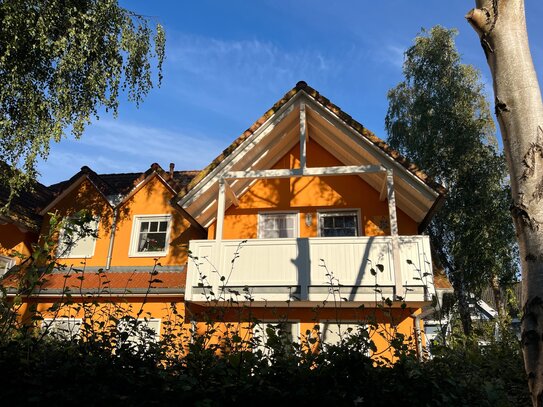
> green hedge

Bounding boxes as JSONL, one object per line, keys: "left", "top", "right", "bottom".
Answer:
{"left": 0, "top": 330, "right": 529, "bottom": 406}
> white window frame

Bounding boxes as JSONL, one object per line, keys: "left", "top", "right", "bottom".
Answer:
{"left": 117, "top": 318, "right": 161, "bottom": 350}
{"left": 252, "top": 320, "right": 299, "bottom": 355}
{"left": 57, "top": 217, "right": 99, "bottom": 259}
{"left": 320, "top": 321, "right": 370, "bottom": 355}
{"left": 317, "top": 209, "right": 361, "bottom": 237}
{"left": 129, "top": 215, "right": 172, "bottom": 257}
{"left": 42, "top": 318, "right": 82, "bottom": 340}
{"left": 257, "top": 212, "right": 299, "bottom": 239}
{"left": 0, "top": 255, "right": 15, "bottom": 276}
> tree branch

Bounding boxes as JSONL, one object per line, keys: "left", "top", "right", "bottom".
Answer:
{"left": 466, "top": 7, "right": 489, "bottom": 36}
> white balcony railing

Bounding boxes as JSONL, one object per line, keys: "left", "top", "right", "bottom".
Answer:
{"left": 185, "top": 236, "right": 434, "bottom": 304}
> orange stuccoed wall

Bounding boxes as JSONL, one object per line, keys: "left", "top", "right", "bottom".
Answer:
{"left": 108, "top": 176, "right": 199, "bottom": 267}
{"left": 46, "top": 176, "right": 201, "bottom": 268}
{"left": 201, "top": 138, "right": 424, "bottom": 360}
{"left": 42, "top": 179, "right": 113, "bottom": 267}
{"left": 209, "top": 138, "right": 418, "bottom": 239}
{"left": 31, "top": 143, "right": 425, "bottom": 360}
{"left": 186, "top": 304, "right": 422, "bottom": 360}
{"left": 0, "top": 224, "right": 36, "bottom": 263}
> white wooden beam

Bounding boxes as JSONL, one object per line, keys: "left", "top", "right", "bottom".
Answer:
{"left": 386, "top": 169, "right": 403, "bottom": 300}
{"left": 226, "top": 168, "right": 302, "bottom": 179}
{"left": 224, "top": 164, "right": 385, "bottom": 180}
{"left": 386, "top": 169, "right": 399, "bottom": 237}
{"left": 224, "top": 180, "right": 239, "bottom": 207}
{"left": 304, "top": 97, "right": 440, "bottom": 199}
{"left": 299, "top": 103, "right": 307, "bottom": 170}
{"left": 216, "top": 179, "right": 226, "bottom": 241}
{"left": 379, "top": 173, "right": 388, "bottom": 201}
{"left": 305, "top": 165, "right": 385, "bottom": 176}
{"left": 178, "top": 100, "right": 298, "bottom": 207}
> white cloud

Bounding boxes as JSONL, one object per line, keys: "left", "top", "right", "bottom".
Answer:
{"left": 168, "top": 34, "right": 331, "bottom": 79}
{"left": 371, "top": 43, "right": 406, "bottom": 71}
{"left": 165, "top": 33, "right": 334, "bottom": 98}
{"left": 38, "top": 119, "right": 219, "bottom": 185}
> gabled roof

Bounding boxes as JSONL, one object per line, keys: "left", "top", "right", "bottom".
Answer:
{"left": 0, "top": 164, "right": 54, "bottom": 232}
{"left": 42, "top": 163, "right": 199, "bottom": 215}
{"left": 177, "top": 81, "right": 446, "bottom": 231}
{"left": 93, "top": 163, "right": 198, "bottom": 197}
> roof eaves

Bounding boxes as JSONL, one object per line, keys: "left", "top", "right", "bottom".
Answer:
{"left": 176, "top": 83, "right": 304, "bottom": 201}
{"left": 4, "top": 287, "right": 185, "bottom": 296}
{"left": 116, "top": 165, "right": 176, "bottom": 208}
{"left": 176, "top": 81, "right": 446, "bottom": 204}
{"left": 299, "top": 82, "right": 447, "bottom": 197}
{"left": 0, "top": 213, "right": 38, "bottom": 233}
{"left": 39, "top": 173, "right": 88, "bottom": 215}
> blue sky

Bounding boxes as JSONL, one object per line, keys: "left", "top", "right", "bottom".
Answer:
{"left": 37, "top": 1, "right": 543, "bottom": 185}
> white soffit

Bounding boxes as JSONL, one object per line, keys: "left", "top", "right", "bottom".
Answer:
{"left": 180, "top": 91, "right": 440, "bottom": 226}
{"left": 178, "top": 94, "right": 303, "bottom": 224}
{"left": 304, "top": 99, "right": 438, "bottom": 222}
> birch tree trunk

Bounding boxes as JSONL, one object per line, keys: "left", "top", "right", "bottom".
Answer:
{"left": 467, "top": 1, "right": 543, "bottom": 404}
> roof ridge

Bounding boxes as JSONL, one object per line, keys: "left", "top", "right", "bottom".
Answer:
{"left": 176, "top": 81, "right": 447, "bottom": 200}
{"left": 97, "top": 169, "right": 200, "bottom": 177}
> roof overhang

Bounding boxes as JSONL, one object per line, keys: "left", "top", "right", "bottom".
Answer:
{"left": 39, "top": 174, "right": 113, "bottom": 215}
{"left": 177, "top": 90, "right": 443, "bottom": 229}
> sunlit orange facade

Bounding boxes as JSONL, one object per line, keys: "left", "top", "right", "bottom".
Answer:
{"left": 0, "top": 82, "right": 450, "bottom": 358}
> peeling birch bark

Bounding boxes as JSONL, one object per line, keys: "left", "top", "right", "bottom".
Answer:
{"left": 467, "top": 1, "right": 543, "bottom": 405}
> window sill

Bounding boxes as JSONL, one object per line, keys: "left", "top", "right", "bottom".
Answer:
{"left": 128, "top": 251, "right": 168, "bottom": 258}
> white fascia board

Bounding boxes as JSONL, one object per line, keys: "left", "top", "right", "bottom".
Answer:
{"left": 303, "top": 96, "right": 440, "bottom": 200}
{"left": 177, "top": 94, "right": 303, "bottom": 208}
{"left": 40, "top": 174, "right": 117, "bottom": 216}
{"left": 224, "top": 165, "right": 385, "bottom": 180}
{"left": 39, "top": 175, "right": 90, "bottom": 215}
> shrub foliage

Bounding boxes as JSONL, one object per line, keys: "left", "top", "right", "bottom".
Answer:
{"left": 0, "top": 213, "right": 529, "bottom": 406}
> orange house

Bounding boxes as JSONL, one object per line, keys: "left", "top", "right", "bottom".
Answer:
{"left": 1, "top": 82, "right": 449, "bottom": 357}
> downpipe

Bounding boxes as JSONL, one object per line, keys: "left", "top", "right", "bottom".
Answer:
{"left": 105, "top": 208, "right": 119, "bottom": 270}
{"left": 412, "top": 311, "right": 423, "bottom": 361}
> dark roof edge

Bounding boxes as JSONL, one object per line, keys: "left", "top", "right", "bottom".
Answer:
{"left": 418, "top": 193, "right": 446, "bottom": 234}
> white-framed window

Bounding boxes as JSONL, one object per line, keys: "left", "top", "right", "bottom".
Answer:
{"left": 42, "top": 318, "right": 82, "bottom": 340}
{"left": 0, "top": 255, "right": 15, "bottom": 276}
{"left": 129, "top": 215, "right": 171, "bottom": 257}
{"left": 318, "top": 210, "right": 359, "bottom": 237}
{"left": 258, "top": 212, "right": 298, "bottom": 238}
{"left": 320, "top": 321, "right": 370, "bottom": 355}
{"left": 252, "top": 321, "right": 299, "bottom": 355}
{"left": 118, "top": 318, "right": 161, "bottom": 350}
{"left": 57, "top": 217, "right": 99, "bottom": 258}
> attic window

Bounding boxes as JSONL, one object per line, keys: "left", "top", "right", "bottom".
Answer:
{"left": 129, "top": 215, "right": 171, "bottom": 257}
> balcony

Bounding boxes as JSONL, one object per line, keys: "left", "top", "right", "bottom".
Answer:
{"left": 185, "top": 235, "right": 434, "bottom": 305}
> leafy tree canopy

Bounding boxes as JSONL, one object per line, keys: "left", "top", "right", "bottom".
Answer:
{"left": 386, "top": 26, "right": 518, "bottom": 332}
{"left": 0, "top": 0, "right": 165, "bottom": 205}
